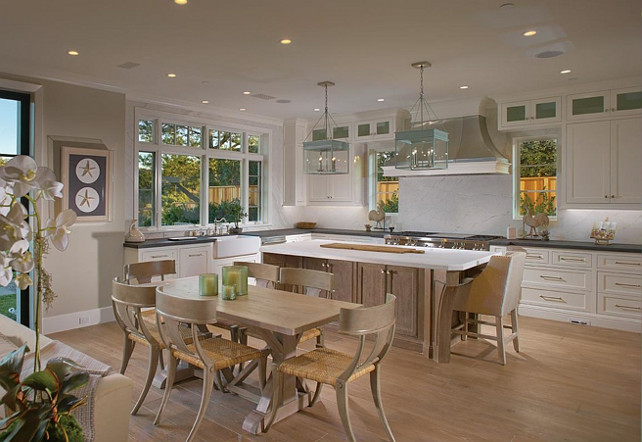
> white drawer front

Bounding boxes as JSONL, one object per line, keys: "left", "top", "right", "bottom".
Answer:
{"left": 141, "top": 248, "right": 178, "bottom": 262}
{"left": 552, "top": 251, "right": 592, "bottom": 268}
{"left": 523, "top": 267, "right": 591, "bottom": 291}
{"left": 598, "top": 272, "right": 642, "bottom": 297}
{"left": 598, "top": 294, "right": 642, "bottom": 319}
{"left": 597, "top": 254, "right": 642, "bottom": 272}
{"left": 521, "top": 287, "right": 588, "bottom": 311}
{"left": 523, "top": 248, "right": 550, "bottom": 265}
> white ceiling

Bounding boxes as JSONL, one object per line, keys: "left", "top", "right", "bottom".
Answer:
{"left": 1, "top": 0, "right": 640, "bottom": 120}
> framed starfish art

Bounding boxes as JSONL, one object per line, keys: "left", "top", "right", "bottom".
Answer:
{"left": 61, "top": 146, "right": 112, "bottom": 222}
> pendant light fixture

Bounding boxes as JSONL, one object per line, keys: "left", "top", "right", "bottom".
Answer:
{"left": 395, "top": 61, "right": 449, "bottom": 170}
{"left": 303, "top": 81, "right": 350, "bottom": 174}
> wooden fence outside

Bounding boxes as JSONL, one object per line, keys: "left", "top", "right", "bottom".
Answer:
{"left": 209, "top": 185, "right": 259, "bottom": 205}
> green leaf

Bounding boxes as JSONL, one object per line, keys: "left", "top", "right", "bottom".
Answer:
{"left": 22, "top": 368, "right": 58, "bottom": 392}
{"left": 61, "top": 371, "right": 89, "bottom": 395}
{"left": 57, "top": 394, "right": 87, "bottom": 414}
{"left": 0, "top": 345, "right": 28, "bottom": 393}
{"left": 0, "top": 385, "right": 23, "bottom": 410}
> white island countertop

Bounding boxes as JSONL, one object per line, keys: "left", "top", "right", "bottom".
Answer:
{"left": 261, "top": 240, "right": 498, "bottom": 271}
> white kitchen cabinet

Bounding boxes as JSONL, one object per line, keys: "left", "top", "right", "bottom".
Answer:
{"left": 307, "top": 144, "right": 364, "bottom": 206}
{"left": 499, "top": 97, "right": 561, "bottom": 129}
{"left": 596, "top": 253, "right": 642, "bottom": 320}
{"left": 355, "top": 119, "right": 392, "bottom": 140}
{"left": 212, "top": 253, "right": 259, "bottom": 276}
{"left": 178, "top": 245, "right": 211, "bottom": 277}
{"left": 564, "top": 117, "right": 642, "bottom": 207}
{"left": 567, "top": 87, "right": 642, "bottom": 121}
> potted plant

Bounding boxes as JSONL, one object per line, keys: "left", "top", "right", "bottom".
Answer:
{"left": 227, "top": 198, "right": 247, "bottom": 234}
{"left": 0, "top": 344, "right": 88, "bottom": 441}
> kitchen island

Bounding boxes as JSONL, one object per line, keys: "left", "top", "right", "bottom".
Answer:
{"left": 261, "top": 239, "right": 497, "bottom": 361}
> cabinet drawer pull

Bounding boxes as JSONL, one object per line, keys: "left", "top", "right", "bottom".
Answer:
{"left": 539, "top": 295, "right": 567, "bottom": 303}
{"left": 526, "top": 254, "right": 544, "bottom": 259}
{"left": 614, "top": 282, "right": 641, "bottom": 289}
{"left": 150, "top": 255, "right": 168, "bottom": 259}
{"left": 614, "top": 261, "right": 640, "bottom": 266}
{"left": 614, "top": 304, "right": 641, "bottom": 311}
{"left": 539, "top": 275, "right": 564, "bottom": 281}
{"left": 560, "top": 257, "right": 585, "bottom": 262}
{"left": 380, "top": 269, "right": 385, "bottom": 274}
{"left": 188, "top": 253, "right": 203, "bottom": 257}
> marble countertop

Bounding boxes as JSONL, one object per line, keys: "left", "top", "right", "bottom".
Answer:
{"left": 261, "top": 239, "right": 496, "bottom": 271}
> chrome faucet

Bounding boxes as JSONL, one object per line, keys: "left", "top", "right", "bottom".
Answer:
{"left": 214, "top": 218, "right": 227, "bottom": 235}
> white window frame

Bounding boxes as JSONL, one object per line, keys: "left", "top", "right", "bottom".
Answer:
{"left": 367, "top": 145, "right": 398, "bottom": 214}
{"left": 134, "top": 108, "right": 268, "bottom": 231}
{"left": 512, "top": 135, "right": 560, "bottom": 220}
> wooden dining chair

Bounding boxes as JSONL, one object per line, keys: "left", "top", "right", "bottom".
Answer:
{"left": 264, "top": 294, "right": 397, "bottom": 442}
{"left": 446, "top": 251, "right": 526, "bottom": 365}
{"left": 124, "top": 259, "right": 176, "bottom": 284}
{"left": 279, "top": 267, "right": 335, "bottom": 347}
{"left": 233, "top": 261, "right": 280, "bottom": 288}
{"left": 154, "top": 291, "right": 270, "bottom": 442}
{"left": 111, "top": 278, "right": 164, "bottom": 415}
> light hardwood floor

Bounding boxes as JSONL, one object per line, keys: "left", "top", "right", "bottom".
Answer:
{"left": 51, "top": 317, "right": 641, "bottom": 441}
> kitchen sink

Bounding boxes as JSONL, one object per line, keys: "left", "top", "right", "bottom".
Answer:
{"left": 212, "top": 235, "right": 261, "bottom": 258}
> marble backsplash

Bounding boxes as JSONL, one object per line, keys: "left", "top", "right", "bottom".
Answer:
{"left": 274, "top": 174, "right": 641, "bottom": 245}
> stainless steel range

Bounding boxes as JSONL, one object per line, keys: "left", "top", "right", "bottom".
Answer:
{"left": 384, "top": 231, "right": 502, "bottom": 251}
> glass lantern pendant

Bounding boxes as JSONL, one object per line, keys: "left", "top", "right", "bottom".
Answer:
{"left": 395, "top": 62, "right": 448, "bottom": 170}
{"left": 303, "top": 81, "right": 350, "bottom": 175}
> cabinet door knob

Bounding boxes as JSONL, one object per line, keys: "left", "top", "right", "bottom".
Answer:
{"left": 604, "top": 195, "right": 609, "bottom": 198}
{"left": 611, "top": 195, "right": 615, "bottom": 198}
{"left": 380, "top": 269, "right": 385, "bottom": 274}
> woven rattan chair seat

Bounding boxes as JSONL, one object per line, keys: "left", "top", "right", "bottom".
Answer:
{"left": 172, "top": 337, "right": 269, "bottom": 371}
{"left": 279, "top": 347, "right": 375, "bottom": 386}
{"left": 300, "top": 327, "right": 322, "bottom": 343}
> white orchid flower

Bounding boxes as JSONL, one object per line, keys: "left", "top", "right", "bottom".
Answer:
{"left": 14, "top": 272, "right": 32, "bottom": 290}
{"left": 9, "top": 239, "right": 34, "bottom": 273}
{"left": 0, "top": 202, "right": 30, "bottom": 251}
{"left": 0, "top": 176, "right": 12, "bottom": 216}
{"left": 0, "top": 252, "right": 14, "bottom": 287}
{"left": 0, "top": 155, "right": 53, "bottom": 198}
{"left": 33, "top": 167, "right": 64, "bottom": 200}
{"left": 45, "top": 209, "right": 77, "bottom": 251}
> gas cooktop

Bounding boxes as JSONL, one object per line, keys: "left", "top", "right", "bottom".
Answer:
{"left": 385, "top": 232, "right": 503, "bottom": 250}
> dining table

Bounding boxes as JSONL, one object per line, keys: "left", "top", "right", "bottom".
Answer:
{"left": 155, "top": 276, "right": 361, "bottom": 434}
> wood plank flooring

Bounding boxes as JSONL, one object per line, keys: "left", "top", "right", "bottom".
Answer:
{"left": 51, "top": 317, "right": 641, "bottom": 441}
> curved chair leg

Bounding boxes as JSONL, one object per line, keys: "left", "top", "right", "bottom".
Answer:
{"left": 120, "top": 336, "right": 135, "bottom": 374}
{"left": 370, "top": 368, "right": 395, "bottom": 442}
{"left": 154, "top": 355, "right": 177, "bottom": 425}
{"left": 186, "top": 368, "right": 215, "bottom": 442}
{"left": 511, "top": 309, "right": 520, "bottom": 352}
{"left": 336, "top": 381, "right": 356, "bottom": 442}
{"left": 159, "top": 348, "right": 166, "bottom": 371}
{"left": 315, "top": 329, "right": 325, "bottom": 348}
{"left": 131, "top": 345, "right": 160, "bottom": 415}
{"left": 262, "top": 363, "right": 283, "bottom": 432}
{"left": 496, "top": 315, "right": 506, "bottom": 365}
{"left": 309, "top": 382, "right": 323, "bottom": 406}
{"left": 462, "top": 312, "right": 469, "bottom": 341}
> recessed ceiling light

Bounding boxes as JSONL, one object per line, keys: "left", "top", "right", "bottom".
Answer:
{"left": 280, "top": 39, "right": 292, "bottom": 45}
{"left": 314, "top": 108, "right": 320, "bottom": 112}
{"left": 174, "top": 0, "right": 187, "bottom": 5}
{"left": 67, "top": 50, "right": 79, "bottom": 56}
{"left": 167, "top": 73, "right": 177, "bottom": 78}
{"left": 239, "top": 108, "right": 247, "bottom": 111}
{"left": 459, "top": 85, "right": 469, "bottom": 90}
{"left": 201, "top": 100, "right": 209, "bottom": 104}
{"left": 522, "top": 30, "right": 537, "bottom": 37}
{"left": 560, "top": 69, "right": 572, "bottom": 74}
{"left": 377, "top": 98, "right": 385, "bottom": 102}
{"left": 243, "top": 91, "right": 251, "bottom": 95}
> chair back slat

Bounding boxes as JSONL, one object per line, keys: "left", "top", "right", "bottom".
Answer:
{"left": 124, "top": 260, "right": 176, "bottom": 284}
{"left": 279, "top": 267, "right": 334, "bottom": 298}
{"left": 156, "top": 291, "right": 218, "bottom": 325}
{"left": 233, "top": 261, "right": 280, "bottom": 288}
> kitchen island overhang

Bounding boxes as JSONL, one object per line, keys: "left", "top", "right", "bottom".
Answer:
{"left": 261, "top": 240, "right": 498, "bottom": 361}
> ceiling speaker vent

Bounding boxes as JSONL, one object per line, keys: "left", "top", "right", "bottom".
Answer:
{"left": 118, "top": 61, "right": 141, "bottom": 69}
{"left": 276, "top": 99, "right": 291, "bottom": 104}
{"left": 535, "top": 50, "right": 563, "bottom": 59}
{"left": 251, "top": 93, "right": 276, "bottom": 100}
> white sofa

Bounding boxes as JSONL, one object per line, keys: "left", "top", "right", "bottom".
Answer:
{"left": 0, "top": 315, "right": 133, "bottom": 442}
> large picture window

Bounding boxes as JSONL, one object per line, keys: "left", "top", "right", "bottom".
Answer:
{"left": 135, "top": 112, "right": 266, "bottom": 229}
{"left": 368, "top": 149, "right": 398, "bottom": 214}
{"left": 514, "top": 137, "right": 558, "bottom": 218}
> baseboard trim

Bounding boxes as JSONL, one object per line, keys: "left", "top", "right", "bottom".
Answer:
{"left": 43, "top": 307, "right": 115, "bottom": 334}
{"left": 519, "top": 304, "right": 641, "bottom": 333}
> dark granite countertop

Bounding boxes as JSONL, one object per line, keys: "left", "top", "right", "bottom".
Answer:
{"left": 490, "top": 238, "right": 641, "bottom": 253}
{"left": 124, "top": 228, "right": 640, "bottom": 253}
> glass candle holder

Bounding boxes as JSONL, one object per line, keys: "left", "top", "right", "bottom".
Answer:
{"left": 222, "top": 284, "right": 236, "bottom": 300}
{"left": 199, "top": 273, "right": 218, "bottom": 296}
{"left": 222, "top": 265, "right": 248, "bottom": 296}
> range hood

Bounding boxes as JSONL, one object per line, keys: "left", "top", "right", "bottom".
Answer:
{"left": 383, "top": 114, "right": 510, "bottom": 176}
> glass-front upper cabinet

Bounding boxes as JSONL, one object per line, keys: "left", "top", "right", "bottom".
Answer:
{"left": 567, "top": 87, "right": 642, "bottom": 120}
{"left": 499, "top": 97, "right": 561, "bottom": 129}
{"left": 356, "top": 119, "right": 392, "bottom": 140}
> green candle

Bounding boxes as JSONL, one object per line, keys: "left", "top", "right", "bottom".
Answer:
{"left": 199, "top": 273, "right": 218, "bottom": 296}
